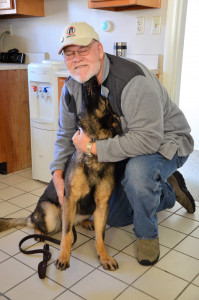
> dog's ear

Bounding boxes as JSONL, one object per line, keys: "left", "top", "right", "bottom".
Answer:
{"left": 82, "top": 76, "right": 101, "bottom": 112}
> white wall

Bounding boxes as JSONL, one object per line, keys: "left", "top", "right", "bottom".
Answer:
{"left": 179, "top": 0, "right": 199, "bottom": 150}
{"left": 0, "top": 0, "right": 168, "bottom": 61}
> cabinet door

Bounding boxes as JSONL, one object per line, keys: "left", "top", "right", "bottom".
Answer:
{"left": 0, "top": 69, "right": 31, "bottom": 173}
{"left": 0, "top": 0, "right": 13, "bottom": 10}
{"left": 88, "top": 0, "right": 161, "bottom": 10}
{"left": 0, "top": 0, "right": 44, "bottom": 17}
{"left": 58, "top": 77, "right": 67, "bottom": 115}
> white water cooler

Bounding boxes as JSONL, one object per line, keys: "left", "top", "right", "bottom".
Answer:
{"left": 28, "top": 60, "right": 66, "bottom": 183}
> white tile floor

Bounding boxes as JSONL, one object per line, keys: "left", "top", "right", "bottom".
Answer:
{"left": 0, "top": 168, "right": 199, "bottom": 300}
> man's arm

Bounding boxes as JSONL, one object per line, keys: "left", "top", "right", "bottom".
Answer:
{"left": 97, "top": 76, "right": 164, "bottom": 162}
{"left": 53, "top": 169, "right": 64, "bottom": 206}
{"left": 50, "top": 86, "right": 77, "bottom": 205}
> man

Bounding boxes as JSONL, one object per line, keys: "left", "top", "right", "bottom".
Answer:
{"left": 50, "top": 22, "right": 195, "bottom": 266}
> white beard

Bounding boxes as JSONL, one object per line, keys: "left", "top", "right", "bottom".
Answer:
{"left": 70, "top": 61, "right": 101, "bottom": 83}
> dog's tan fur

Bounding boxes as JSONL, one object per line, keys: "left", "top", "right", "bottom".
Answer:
{"left": 55, "top": 77, "right": 122, "bottom": 271}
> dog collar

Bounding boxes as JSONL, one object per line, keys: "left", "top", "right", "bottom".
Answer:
{"left": 86, "top": 139, "right": 95, "bottom": 157}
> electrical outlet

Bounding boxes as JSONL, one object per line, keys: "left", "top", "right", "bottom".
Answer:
{"left": 152, "top": 16, "right": 161, "bottom": 34}
{"left": 136, "top": 17, "right": 144, "bottom": 35}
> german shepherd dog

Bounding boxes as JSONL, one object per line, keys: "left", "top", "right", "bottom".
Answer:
{"left": 0, "top": 76, "right": 122, "bottom": 271}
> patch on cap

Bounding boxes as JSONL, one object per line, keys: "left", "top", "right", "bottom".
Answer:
{"left": 58, "top": 22, "right": 100, "bottom": 54}
{"left": 66, "top": 26, "right": 76, "bottom": 36}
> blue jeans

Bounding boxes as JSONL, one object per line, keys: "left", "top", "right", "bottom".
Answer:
{"left": 107, "top": 152, "right": 188, "bottom": 239}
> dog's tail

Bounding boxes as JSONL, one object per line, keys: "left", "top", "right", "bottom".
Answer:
{"left": 0, "top": 216, "right": 32, "bottom": 232}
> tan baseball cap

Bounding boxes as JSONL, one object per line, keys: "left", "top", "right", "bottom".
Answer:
{"left": 58, "top": 22, "right": 100, "bottom": 54}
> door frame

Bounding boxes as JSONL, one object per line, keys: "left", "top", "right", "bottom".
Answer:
{"left": 162, "top": 0, "right": 188, "bottom": 105}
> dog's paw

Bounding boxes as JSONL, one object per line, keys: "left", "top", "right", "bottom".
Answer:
{"left": 34, "top": 229, "right": 45, "bottom": 242}
{"left": 101, "top": 257, "right": 119, "bottom": 271}
{"left": 55, "top": 257, "right": 70, "bottom": 271}
{"left": 81, "top": 219, "right": 95, "bottom": 231}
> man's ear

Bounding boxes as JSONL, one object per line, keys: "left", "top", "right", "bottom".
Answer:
{"left": 98, "top": 42, "right": 104, "bottom": 59}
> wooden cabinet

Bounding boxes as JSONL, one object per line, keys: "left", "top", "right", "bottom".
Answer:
{"left": 0, "top": 69, "right": 31, "bottom": 173}
{"left": 58, "top": 77, "right": 67, "bottom": 114}
{"left": 0, "top": 0, "right": 44, "bottom": 18}
{"left": 88, "top": 0, "right": 161, "bottom": 11}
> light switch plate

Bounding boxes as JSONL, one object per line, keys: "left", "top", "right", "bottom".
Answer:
{"left": 152, "top": 16, "right": 161, "bottom": 34}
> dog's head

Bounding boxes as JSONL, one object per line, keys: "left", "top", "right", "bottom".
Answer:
{"left": 82, "top": 76, "right": 101, "bottom": 113}
{"left": 79, "top": 76, "right": 123, "bottom": 137}
{"left": 82, "top": 76, "right": 114, "bottom": 117}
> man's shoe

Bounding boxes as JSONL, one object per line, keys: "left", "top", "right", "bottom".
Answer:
{"left": 137, "top": 238, "right": 160, "bottom": 266}
{"left": 168, "top": 171, "right": 195, "bottom": 213}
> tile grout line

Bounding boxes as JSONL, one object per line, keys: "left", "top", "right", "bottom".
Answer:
{"left": 159, "top": 209, "right": 199, "bottom": 225}
{"left": 154, "top": 264, "right": 194, "bottom": 284}
{"left": 53, "top": 289, "right": 86, "bottom": 300}
{"left": 1, "top": 206, "right": 33, "bottom": 218}
{"left": 158, "top": 223, "right": 199, "bottom": 238}
{"left": 114, "top": 285, "right": 159, "bottom": 300}
{"left": 174, "top": 281, "right": 192, "bottom": 300}
{"left": 3, "top": 271, "right": 37, "bottom": 295}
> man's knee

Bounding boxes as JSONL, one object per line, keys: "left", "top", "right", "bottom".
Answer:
{"left": 123, "top": 155, "right": 155, "bottom": 189}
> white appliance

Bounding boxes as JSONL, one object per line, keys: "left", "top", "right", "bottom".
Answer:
{"left": 28, "top": 60, "right": 66, "bottom": 183}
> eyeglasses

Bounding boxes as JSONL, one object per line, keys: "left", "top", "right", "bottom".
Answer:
{"left": 62, "top": 40, "right": 97, "bottom": 60}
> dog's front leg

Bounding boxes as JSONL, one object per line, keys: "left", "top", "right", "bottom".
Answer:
{"left": 55, "top": 196, "right": 76, "bottom": 270}
{"left": 94, "top": 182, "right": 119, "bottom": 271}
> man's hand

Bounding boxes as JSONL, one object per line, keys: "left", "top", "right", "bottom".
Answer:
{"left": 72, "top": 128, "right": 97, "bottom": 155}
{"left": 53, "top": 170, "right": 64, "bottom": 206}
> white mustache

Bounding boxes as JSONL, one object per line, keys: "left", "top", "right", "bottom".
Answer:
{"left": 74, "top": 64, "right": 87, "bottom": 69}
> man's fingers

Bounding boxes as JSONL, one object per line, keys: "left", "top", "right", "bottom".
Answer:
{"left": 75, "top": 129, "right": 80, "bottom": 136}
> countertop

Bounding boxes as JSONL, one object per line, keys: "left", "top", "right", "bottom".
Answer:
{"left": 0, "top": 64, "right": 159, "bottom": 75}
{"left": 0, "top": 52, "right": 47, "bottom": 70}
{"left": 0, "top": 54, "right": 160, "bottom": 75}
{"left": 55, "top": 69, "right": 159, "bottom": 78}
{"left": 0, "top": 63, "right": 28, "bottom": 70}
{"left": 55, "top": 54, "right": 160, "bottom": 77}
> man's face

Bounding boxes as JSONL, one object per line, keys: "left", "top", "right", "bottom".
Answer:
{"left": 62, "top": 40, "right": 104, "bottom": 83}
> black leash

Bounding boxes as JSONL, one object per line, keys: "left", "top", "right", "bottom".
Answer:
{"left": 19, "top": 226, "right": 77, "bottom": 279}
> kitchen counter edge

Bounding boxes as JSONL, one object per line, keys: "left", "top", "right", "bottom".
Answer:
{"left": 0, "top": 65, "right": 159, "bottom": 75}
{"left": 55, "top": 69, "right": 159, "bottom": 78}
{"left": 0, "top": 64, "right": 28, "bottom": 70}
